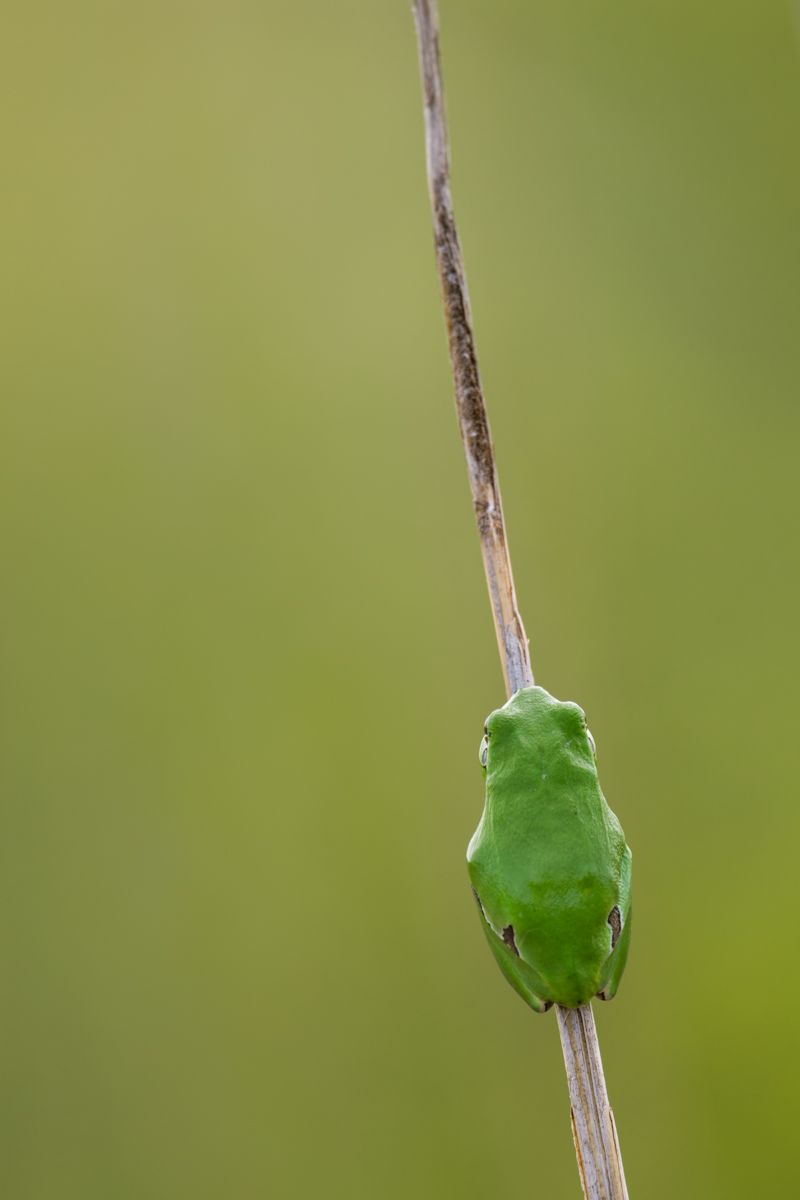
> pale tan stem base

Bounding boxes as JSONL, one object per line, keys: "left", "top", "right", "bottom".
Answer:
{"left": 557, "top": 1005, "right": 629, "bottom": 1200}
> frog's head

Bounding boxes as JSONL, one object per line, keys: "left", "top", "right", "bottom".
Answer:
{"left": 479, "top": 686, "right": 596, "bottom": 775}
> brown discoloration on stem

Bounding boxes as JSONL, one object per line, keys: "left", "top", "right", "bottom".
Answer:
{"left": 411, "top": 4, "right": 630, "bottom": 1197}
{"left": 412, "top": 0, "right": 531, "bottom": 697}
{"left": 570, "top": 1107, "right": 590, "bottom": 1198}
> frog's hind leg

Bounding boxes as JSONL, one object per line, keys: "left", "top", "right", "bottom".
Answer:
{"left": 477, "top": 911, "right": 553, "bottom": 1013}
{"left": 596, "top": 905, "right": 632, "bottom": 1001}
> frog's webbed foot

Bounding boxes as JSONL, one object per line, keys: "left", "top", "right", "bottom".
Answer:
{"left": 527, "top": 993, "right": 553, "bottom": 1014}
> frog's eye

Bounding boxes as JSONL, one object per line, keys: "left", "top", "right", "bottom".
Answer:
{"left": 479, "top": 733, "right": 489, "bottom": 768}
{"left": 586, "top": 728, "right": 596, "bottom": 756}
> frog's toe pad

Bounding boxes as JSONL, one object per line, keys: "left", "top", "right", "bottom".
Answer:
{"left": 596, "top": 989, "right": 613, "bottom": 1002}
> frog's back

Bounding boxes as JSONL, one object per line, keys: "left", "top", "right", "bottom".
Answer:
{"left": 467, "top": 686, "right": 631, "bottom": 1008}
{"left": 479, "top": 688, "right": 623, "bottom": 887}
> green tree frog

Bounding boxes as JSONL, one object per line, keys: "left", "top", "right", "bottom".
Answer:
{"left": 467, "top": 686, "right": 631, "bottom": 1011}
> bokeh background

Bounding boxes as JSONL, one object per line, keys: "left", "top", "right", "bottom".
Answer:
{"left": 2, "top": 2, "right": 799, "bottom": 1196}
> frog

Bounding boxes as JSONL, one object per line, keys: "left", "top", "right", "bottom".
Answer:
{"left": 467, "top": 685, "right": 631, "bottom": 1012}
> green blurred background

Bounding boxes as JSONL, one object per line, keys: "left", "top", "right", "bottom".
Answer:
{"left": 2, "top": 2, "right": 799, "bottom": 1196}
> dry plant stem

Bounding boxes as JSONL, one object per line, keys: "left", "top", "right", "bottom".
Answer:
{"left": 412, "top": 3, "right": 629, "bottom": 1197}
{"left": 412, "top": 0, "right": 530, "bottom": 699}
{"left": 557, "top": 1006, "right": 629, "bottom": 1200}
